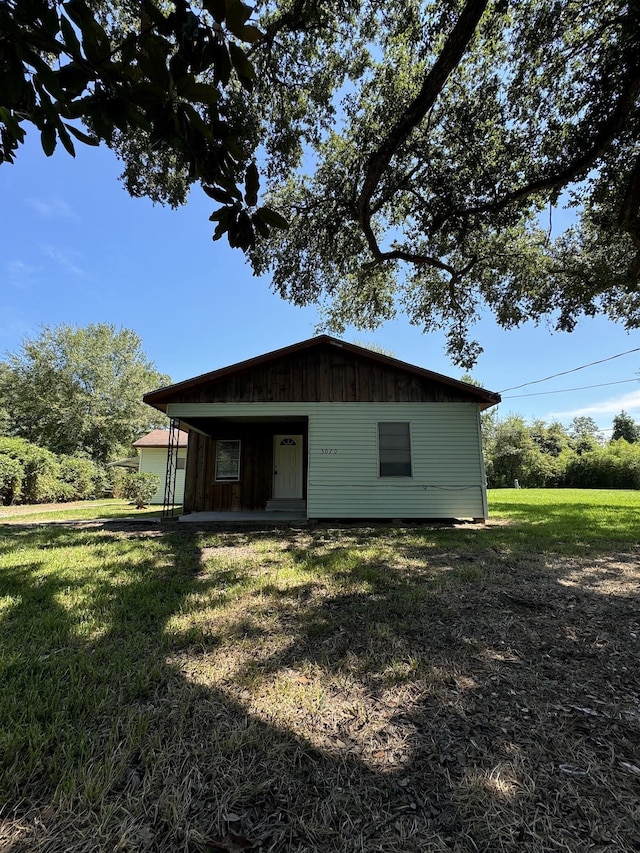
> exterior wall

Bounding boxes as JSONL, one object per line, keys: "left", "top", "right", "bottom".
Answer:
{"left": 169, "top": 402, "right": 487, "bottom": 518}
{"left": 138, "top": 447, "right": 186, "bottom": 504}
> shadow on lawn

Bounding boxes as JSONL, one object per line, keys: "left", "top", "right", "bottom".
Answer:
{"left": 0, "top": 519, "right": 638, "bottom": 852}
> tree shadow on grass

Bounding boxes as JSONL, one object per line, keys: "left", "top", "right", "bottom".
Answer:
{"left": 0, "top": 521, "right": 638, "bottom": 851}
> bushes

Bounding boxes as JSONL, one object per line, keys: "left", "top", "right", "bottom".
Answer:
{"left": 121, "top": 472, "right": 160, "bottom": 508}
{"left": 563, "top": 440, "right": 640, "bottom": 490}
{"left": 0, "top": 437, "right": 108, "bottom": 504}
{"left": 59, "top": 456, "right": 107, "bottom": 500}
{"left": 0, "top": 437, "right": 61, "bottom": 503}
{"left": 485, "top": 417, "right": 640, "bottom": 490}
{"left": 0, "top": 455, "right": 23, "bottom": 504}
{"left": 108, "top": 466, "right": 131, "bottom": 499}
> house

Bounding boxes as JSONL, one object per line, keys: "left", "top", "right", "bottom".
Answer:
{"left": 143, "top": 336, "right": 500, "bottom": 520}
{"left": 131, "top": 428, "right": 189, "bottom": 504}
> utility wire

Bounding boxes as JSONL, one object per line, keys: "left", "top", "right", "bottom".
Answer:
{"left": 502, "top": 377, "right": 640, "bottom": 399}
{"left": 499, "top": 346, "right": 640, "bottom": 393}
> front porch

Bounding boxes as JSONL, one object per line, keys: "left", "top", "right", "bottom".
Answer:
{"left": 177, "top": 415, "right": 309, "bottom": 514}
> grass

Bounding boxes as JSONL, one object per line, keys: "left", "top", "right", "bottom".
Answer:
{"left": 0, "top": 498, "right": 181, "bottom": 523}
{"left": 0, "top": 490, "right": 639, "bottom": 851}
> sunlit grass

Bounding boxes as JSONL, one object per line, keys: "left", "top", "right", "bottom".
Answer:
{"left": 486, "top": 488, "right": 640, "bottom": 553}
{"left": 0, "top": 499, "right": 181, "bottom": 523}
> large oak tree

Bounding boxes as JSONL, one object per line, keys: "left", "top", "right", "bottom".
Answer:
{"left": 2, "top": 0, "right": 639, "bottom": 364}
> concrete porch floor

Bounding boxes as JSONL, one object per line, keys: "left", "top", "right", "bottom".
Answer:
{"left": 177, "top": 510, "right": 308, "bottom": 523}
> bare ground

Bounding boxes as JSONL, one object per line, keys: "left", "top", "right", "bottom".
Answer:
{"left": 1, "top": 524, "right": 639, "bottom": 852}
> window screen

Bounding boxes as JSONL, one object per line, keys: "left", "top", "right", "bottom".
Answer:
{"left": 378, "top": 422, "right": 412, "bottom": 477}
{"left": 215, "top": 440, "right": 241, "bottom": 481}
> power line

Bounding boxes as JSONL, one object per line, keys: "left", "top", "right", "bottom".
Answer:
{"left": 499, "top": 347, "right": 640, "bottom": 393}
{"left": 502, "top": 377, "right": 640, "bottom": 399}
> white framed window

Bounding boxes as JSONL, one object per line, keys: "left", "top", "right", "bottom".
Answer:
{"left": 215, "top": 440, "right": 241, "bottom": 481}
{"left": 176, "top": 456, "right": 186, "bottom": 470}
{"left": 378, "top": 422, "right": 412, "bottom": 477}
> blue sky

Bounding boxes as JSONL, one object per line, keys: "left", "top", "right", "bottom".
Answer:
{"left": 1, "top": 135, "right": 639, "bottom": 436}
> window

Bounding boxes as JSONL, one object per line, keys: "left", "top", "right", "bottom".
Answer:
{"left": 176, "top": 456, "right": 186, "bottom": 470}
{"left": 215, "top": 440, "right": 241, "bottom": 481}
{"left": 378, "top": 422, "right": 412, "bottom": 477}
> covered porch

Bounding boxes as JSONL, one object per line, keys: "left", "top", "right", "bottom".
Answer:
{"left": 178, "top": 414, "right": 309, "bottom": 515}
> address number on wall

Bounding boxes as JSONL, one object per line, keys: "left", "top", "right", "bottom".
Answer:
{"left": 321, "top": 448, "right": 338, "bottom": 454}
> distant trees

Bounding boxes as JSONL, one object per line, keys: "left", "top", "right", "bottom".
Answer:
{"left": 484, "top": 412, "right": 640, "bottom": 489}
{"left": 0, "top": 323, "right": 169, "bottom": 463}
{"left": 569, "top": 416, "right": 603, "bottom": 455}
{"left": 611, "top": 411, "right": 639, "bottom": 444}
{"left": 2, "top": 1, "right": 639, "bottom": 365}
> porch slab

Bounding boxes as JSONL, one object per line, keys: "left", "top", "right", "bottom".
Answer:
{"left": 177, "top": 510, "right": 308, "bottom": 523}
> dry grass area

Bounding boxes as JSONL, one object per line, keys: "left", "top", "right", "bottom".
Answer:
{"left": 1, "top": 500, "right": 639, "bottom": 851}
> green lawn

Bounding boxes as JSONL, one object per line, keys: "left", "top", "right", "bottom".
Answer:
{"left": 0, "top": 498, "right": 180, "bottom": 523}
{"left": 487, "top": 487, "right": 640, "bottom": 553}
{"left": 1, "top": 490, "right": 638, "bottom": 851}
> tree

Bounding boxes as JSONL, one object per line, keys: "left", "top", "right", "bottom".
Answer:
{"left": 351, "top": 339, "right": 397, "bottom": 358}
{"left": 529, "top": 419, "right": 571, "bottom": 458}
{"left": 611, "top": 411, "right": 639, "bottom": 444}
{"left": 0, "top": 0, "right": 290, "bottom": 249}
{"left": 248, "top": 0, "right": 640, "bottom": 365}
{"left": 569, "top": 415, "right": 603, "bottom": 454}
{"left": 569, "top": 416, "right": 602, "bottom": 441}
{"left": 0, "top": 324, "right": 170, "bottom": 462}
{"left": 3, "top": 1, "right": 640, "bottom": 365}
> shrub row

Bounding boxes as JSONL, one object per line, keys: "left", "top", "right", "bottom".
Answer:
{"left": 0, "top": 437, "right": 107, "bottom": 505}
{"left": 487, "top": 438, "right": 640, "bottom": 490}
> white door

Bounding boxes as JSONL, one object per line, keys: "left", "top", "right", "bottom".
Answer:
{"left": 273, "top": 435, "right": 303, "bottom": 499}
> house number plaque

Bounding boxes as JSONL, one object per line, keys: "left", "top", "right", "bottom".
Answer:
{"left": 320, "top": 448, "right": 338, "bottom": 454}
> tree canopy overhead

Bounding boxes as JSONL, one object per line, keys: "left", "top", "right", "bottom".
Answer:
{"left": 2, "top": 0, "right": 639, "bottom": 364}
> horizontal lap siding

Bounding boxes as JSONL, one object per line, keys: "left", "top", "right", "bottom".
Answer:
{"left": 307, "top": 404, "right": 484, "bottom": 518}
{"left": 139, "top": 448, "right": 186, "bottom": 504}
{"left": 169, "top": 402, "right": 486, "bottom": 518}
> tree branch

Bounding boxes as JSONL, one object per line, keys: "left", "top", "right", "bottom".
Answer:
{"left": 356, "top": 0, "right": 490, "bottom": 237}
{"left": 435, "top": 62, "right": 640, "bottom": 228}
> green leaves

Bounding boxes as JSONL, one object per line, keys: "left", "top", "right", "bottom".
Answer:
{"left": 1, "top": 0, "right": 267, "bottom": 248}
{"left": 244, "top": 162, "right": 259, "bottom": 206}
{"left": 229, "top": 42, "right": 255, "bottom": 90}
{"left": 255, "top": 207, "right": 288, "bottom": 229}
{"left": 0, "top": 323, "right": 170, "bottom": 463}
{"left": 40, "top": 124, "right": 57, "bottom": 157}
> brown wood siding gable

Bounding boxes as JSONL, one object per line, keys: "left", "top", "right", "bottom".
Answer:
{"left": 168, "top": 346, "right": 472, "bottom": 405}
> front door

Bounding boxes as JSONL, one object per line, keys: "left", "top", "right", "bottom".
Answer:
{"left": 273, "top": 435, "right": 303, "bottom": 499}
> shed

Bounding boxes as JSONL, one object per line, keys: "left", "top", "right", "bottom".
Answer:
{"left": 143, "top": 336, "right": 500, "bottom": 520}
{"left": 132, "top": 428, "right": 189, "bottom": 505}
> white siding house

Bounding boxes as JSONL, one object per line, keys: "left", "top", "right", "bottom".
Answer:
{"left": 132, "top": 429, "right": 188, "bottom": 505}
{"left": 143, "top": 337, "right": 500, "bottom": 520}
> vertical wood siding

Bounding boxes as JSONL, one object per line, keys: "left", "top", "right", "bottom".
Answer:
{"left": 183, "top": 421, "right": 307, "bottom": 512}
{"left": 166, "top": 346, "right": 475, "bottom": 404}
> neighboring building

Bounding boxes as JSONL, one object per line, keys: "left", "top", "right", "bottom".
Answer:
{"left": 143, "top": 336, "right": 500, "bottom": 520}
{"left": 132, "top": 429, "right": 189, "bottom": 504}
